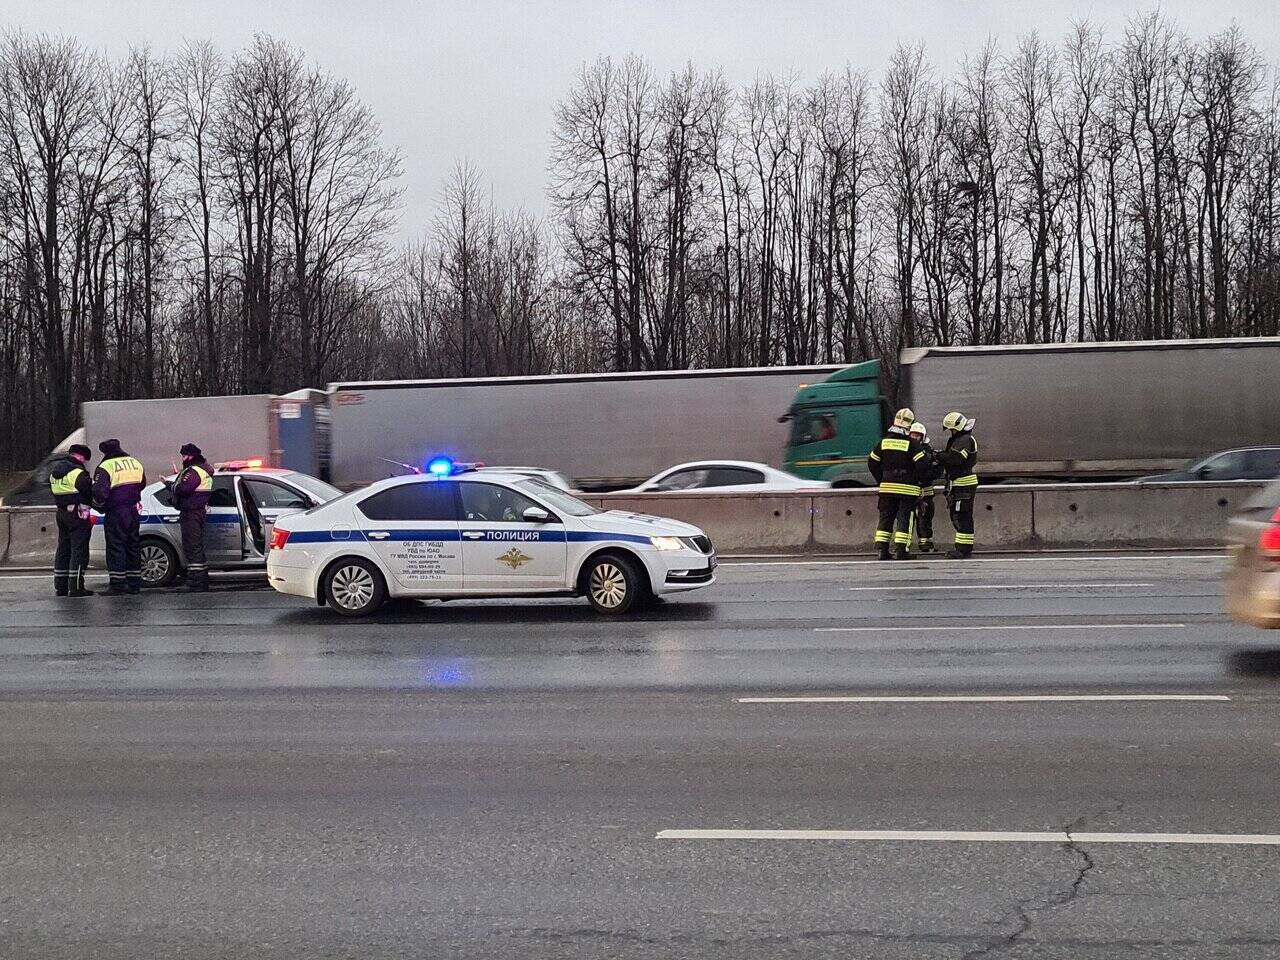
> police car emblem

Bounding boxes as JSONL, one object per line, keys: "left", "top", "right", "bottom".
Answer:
{"left": 497, "top": 547, "right": 532, "bottom": 570}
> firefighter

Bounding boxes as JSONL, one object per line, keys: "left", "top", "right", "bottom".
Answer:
{"left": 171, "top": 443, "right": 214, "bottom": 592}
{"left": 92, "top": 439, "right": 147, "bottom": 594}
{"left": 937, "top": 411, "right": 979, "bottom": 558}
{"left": 909, "top": 421, "right": 940, "bottom": 553}
{"left": 868, "top": 407, "right": 929, "bottom": 560}
{"left": 48, "top": 443, "right": 95, "bottom": 597}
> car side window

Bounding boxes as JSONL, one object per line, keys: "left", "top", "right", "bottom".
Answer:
{"left": 460, "top": 482, "right": 546, "bottom": 523}
{"left": 653, "top": 469, "right": 711, "bottom": 491}
{"left": 790, "top": 413, "right": 837, "bottom": 446}
{"left": 705, "top": 467, "right": 766, "bottom": 487}
{"left": 1245, "top": 449, "right": 1280, "bottom": 480}
{"left": 357, "top": 482, "right": 458, "bottom": 521}
{"left": 242, "top": 478, "right": 309, "bottom": 510}
{"left": 208, "top": 476, "right": 238, "bottom": 508}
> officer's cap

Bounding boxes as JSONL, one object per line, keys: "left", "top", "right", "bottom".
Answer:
{"left": 68, "top": 444, "right": 92, "bottom": 459}
{"left": 180, "top": 443, "right": 203, "bottom": 458}
{"left": 98, "top": 438, "right": 122, "bottom": 454}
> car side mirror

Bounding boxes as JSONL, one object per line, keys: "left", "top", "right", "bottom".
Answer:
{"left": 1196, "top": 465, "right": 1212, "bottom": 480}
{"left": 523, "top": 506, "right": 551, "bottom": 523}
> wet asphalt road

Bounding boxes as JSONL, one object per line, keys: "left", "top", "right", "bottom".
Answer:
{"left": 2, "top": 554, "right": 1280, "bottom": 958}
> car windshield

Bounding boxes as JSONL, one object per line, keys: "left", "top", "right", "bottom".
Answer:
{"left": 287, "top": 474, "right": 343, "bottom": 503}
{"left": 517, "top": 478, "right": 597, "bottom": 517}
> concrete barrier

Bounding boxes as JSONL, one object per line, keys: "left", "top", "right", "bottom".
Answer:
{"left": 590, "top": 481, "right": 1263, "bottom": 555}
{"left": 1029, "top": 481, "right": 1260, "bottom": 549}
{"left": 585, "top": 493, "right": 814, "bottom": 554}
{"left": 0, "top": 506, "right": 57, "bottom": 568}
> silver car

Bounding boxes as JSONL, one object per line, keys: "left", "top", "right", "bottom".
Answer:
{"left": 90, "top": 465, "right": 342, "bottom": 587}
{"left": 1225, "top": 478, "right": 1280, "bottom": 629}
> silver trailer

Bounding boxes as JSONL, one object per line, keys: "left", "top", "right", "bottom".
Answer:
{"left": 327, "top": 367, "right": 839, "bottom": 489}
{"left": 902, "top": 337, "right": 1280, "bottom": 478}
{"left": 83, "top": 394, "right": 278, "bottom": 482}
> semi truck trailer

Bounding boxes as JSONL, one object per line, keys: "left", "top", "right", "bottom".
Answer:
{"left": 783, "top": 337, "right": 1280, "bottom": 484}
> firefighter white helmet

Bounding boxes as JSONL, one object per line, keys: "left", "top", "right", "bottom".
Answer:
{"left": 894, "top": 407, "right": 916, "bottom": 428}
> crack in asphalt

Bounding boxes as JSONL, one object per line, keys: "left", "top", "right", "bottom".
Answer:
{"left": 960, "top": 800, "right": 1124, "bottom": 959}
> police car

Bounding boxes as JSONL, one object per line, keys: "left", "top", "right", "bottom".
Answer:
{"left": 266, "top": 459, "right": 717, "bottom": 616}
{"left": 89, "top": 461, "right": 343, "bottom": 587}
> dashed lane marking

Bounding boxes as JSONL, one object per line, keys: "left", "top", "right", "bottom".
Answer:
{"left": 724, "top": 555, "right": 1226, "bottom": 566}
{"left": 844, "top": 582, "right": 1155, "bottom": 591}
{"left": 734, "top": 694, "right": 1231, "bottom": 704}
{"left": 814, "top": 622, "right": 1186, "bottom": 633}
{"left": 655, "top": 829, "right": 1280, "bottom": 845}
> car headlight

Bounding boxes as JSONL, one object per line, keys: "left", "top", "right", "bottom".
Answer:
{"left": 650, "top": 535, "right": 685, "bottom": 551}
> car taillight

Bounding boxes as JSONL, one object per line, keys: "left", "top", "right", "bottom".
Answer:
{"left": 1261, "top": 507, "right": 1280, "bottom": 559}
{"left": 270, "top": 527, "right": 291, "bottom": 551}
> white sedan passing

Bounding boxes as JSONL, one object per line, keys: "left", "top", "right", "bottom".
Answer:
{"left": 621, "top": 460, "right": 829, "bottom": 494}
{"left": 266, "top": 463, "right": 716, "bottom": 616}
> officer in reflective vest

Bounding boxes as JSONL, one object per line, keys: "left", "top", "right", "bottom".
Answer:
{"left": 868, "top": 407, "right": 930, "bottom": 561}
{"left": 48, "top": 443, "right": 95, "bottom": 597}
{"left": 172, "top": 443, "right": 214, "bottom": 592}
{"left": 937, "top": 411, "right": 979, "bottom": 558}
{"left": 92, "top": 439, "right": 147, "bottom": 594}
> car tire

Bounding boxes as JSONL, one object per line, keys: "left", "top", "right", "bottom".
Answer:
{"left": 140, "top": 538, "right": 180, "bottom": 588}
{"left": 323, "top": 558, "right": 386, "bottom": 617}
{"left": 582, "top": 552, "right": 644, "bottom": 616}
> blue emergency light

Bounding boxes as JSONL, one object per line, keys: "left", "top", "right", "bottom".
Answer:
{"left": 426, "top": 456, "right": 454, "bottom": 476}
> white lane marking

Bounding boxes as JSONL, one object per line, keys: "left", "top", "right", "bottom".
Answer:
{"left": 735, "top": 694, "right": 1231, "bottom": 704}
{"left": 844, "top": 582, "right": 1154, "bottom": 592}
{"left": 814, "top": 622, "right": 1185, "bottom": 633}
{"left": 725, "top": 555, "right": 1226, "bottom": 566}
{"left": 656, "top": 829, "right": 1280, "bottom": 845}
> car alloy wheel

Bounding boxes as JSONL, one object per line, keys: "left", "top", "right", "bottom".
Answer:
{"left": 589, "top": 561, "right": 629, "bottom": 610}
{"left": 139, "top": 540, "right": 178, "bottom": 587}
{"left": 330, "top": 564, "right": 376, "bottom": 611}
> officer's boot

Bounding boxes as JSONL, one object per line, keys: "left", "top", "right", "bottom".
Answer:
{"left": 68, "top": 568, "right": 95, "bottom": 597}
{"left": 919, "top": 539, "right": 935, "bottom": 553}
{"left": 945, "top": 548, "right": 972, "bottom": 559}
{"left": 187, "top": 567, "right": 209, "bottom": 592}
{"left": 893, "top": 546, "right": 910, "bottom": 561}
{"left": 877, "top": 546, "right": 891, "bottom": 561}
{"left": 54, "top": 571, "right": 68, "bottom": 597}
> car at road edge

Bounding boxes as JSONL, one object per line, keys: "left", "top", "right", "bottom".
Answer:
{"left": 620, "top": 459, "right": 829, "bottom": 494}
{"left": 1226, "top": 478, "right": 1280, "bottom": 629}
{"left": 266, "top": 466, "right": 716, "bottom": 616}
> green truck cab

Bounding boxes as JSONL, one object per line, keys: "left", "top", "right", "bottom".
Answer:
{"left": 782, "top": 360, "right": 885, "bottom": 487}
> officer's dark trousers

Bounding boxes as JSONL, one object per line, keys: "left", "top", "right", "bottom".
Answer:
{"left": 917, "top": 493, "right": 936, "bottom": 547}
{"left": 950, "top": 494, "right": 975, "bottom": 555}
{"left": 876, "top": 494, "right": 916, "bottom": 552}
{"left": 104, "top": 508, "right": 141, "bottom": 592}
{"left": 53, "top": 508, "right": 91, "bottom": 595}
{"left": 180, "top": 509, "right": 208, "bottom": 590}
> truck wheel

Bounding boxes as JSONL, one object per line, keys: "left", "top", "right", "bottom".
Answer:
{"left": 140, "top": 538, "right": 180, "bottom": 588}
{"left": 582, "top": 553, "right": 643, "bottom": 616}
{"left": 324, "top": 558, "right": 386, "bottom": 617}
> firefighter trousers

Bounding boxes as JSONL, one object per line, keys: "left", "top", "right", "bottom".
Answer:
{"left": 53, "top": 508, "right": 91, "bottom": 595}
{"left": 876, "top": 494, "right": 917, "bottom": 553}
{"left": 180, "top": 509, "right": 208, "bottom": 590}
{"left": 103, "top": 508, "right": 141, "bottom": 592}
{"left": 949, "top": 494, "right": 975, "bottom": 555}
{"left": 917, "top": 493, "right": 936, "bottom": 548}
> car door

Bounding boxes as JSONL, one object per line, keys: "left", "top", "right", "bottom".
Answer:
{"left": 239, "top": 477, "right": 314, "bottom": 555}
{"left": 458, "top": 480, "right": 568, "bottom": 591}
{"left": 353, "top": 480, "right": 463, "bottom": 591}
{"left": 204, "top": 476, "right": 244, "bottom": 562}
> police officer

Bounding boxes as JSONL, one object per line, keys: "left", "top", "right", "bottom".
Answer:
{"left": 49, "top": 443, "right": 95, "bottom": 597}
{"left": 92, "top": 439, "right": 147, "bottom": 594}
{"left": 909, "top": 421, "right": 940, "bottom": 553}
{"left": 868, "top": 407, "right": 929, "bottom": 560}
{"left": 171, "top": 443, "right": 214, "bottom": 591}
{"left": 937, "top": 411, "right": 979, "bottom": 558}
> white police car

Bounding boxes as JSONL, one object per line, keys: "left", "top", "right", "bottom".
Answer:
{"left": 266, "top": 459, "right": 717, "bottom": 616}
{"left": 90, "top": 462, "right": 343, "bottom": 587}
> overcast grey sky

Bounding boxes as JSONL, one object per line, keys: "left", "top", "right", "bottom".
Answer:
{"left": 8, "top": 1, "right": 1279, "bottom": 234}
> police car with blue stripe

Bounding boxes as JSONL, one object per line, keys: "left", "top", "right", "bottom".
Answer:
{"left": 90, "top": 461, "right": 343, "bottom": 587}
{"left": 266, "top": 459, "right": 717, "bottom": 616}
